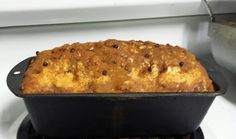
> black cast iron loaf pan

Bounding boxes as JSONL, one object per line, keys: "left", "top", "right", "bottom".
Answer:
{"left": 7, "top": 57, "right": 227, "bottom": 138}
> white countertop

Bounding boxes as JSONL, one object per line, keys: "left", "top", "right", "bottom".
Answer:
{"left": 0, "top": 0, "right": 236, "bottom": 27}
{"left": 0, "top": 16, "right": 236, "bottom": 139}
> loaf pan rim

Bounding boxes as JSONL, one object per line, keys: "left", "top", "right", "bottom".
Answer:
{"left": 7, "top": 56, "right": 227, "bottom": 98}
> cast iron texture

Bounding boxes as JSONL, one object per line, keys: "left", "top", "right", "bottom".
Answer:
{"left": 7, "top": 57, "right": 226, "bottom": 138}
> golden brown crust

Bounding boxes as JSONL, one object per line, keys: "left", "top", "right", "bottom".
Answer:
{"left": 22, "top": 39, "right": 214, "bottom": 94}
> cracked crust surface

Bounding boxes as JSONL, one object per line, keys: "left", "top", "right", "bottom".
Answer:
{"left": 22, "top": 39, "right": 214, "bottom": 94}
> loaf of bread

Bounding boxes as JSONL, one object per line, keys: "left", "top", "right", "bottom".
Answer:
{"left": 22, "top": 39, "right": 214, "bottom": 94}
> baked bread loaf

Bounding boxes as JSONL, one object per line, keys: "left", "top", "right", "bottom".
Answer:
{"left": 22, "top": 39, "right": 214, "bottom": 94}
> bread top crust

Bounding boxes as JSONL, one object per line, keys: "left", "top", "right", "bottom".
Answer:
{"left": 22, "top": 39, "right": 214, "bottom": 94}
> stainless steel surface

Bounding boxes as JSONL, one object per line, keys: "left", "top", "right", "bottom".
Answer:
{"left": 208, "top": 13, "right": 236, "bottom": 73}
{"left": 205, "top": 0, "right": 236, "bottom": 73}
{"left": 203, "top": 0, "right": 215, "bottom": 22}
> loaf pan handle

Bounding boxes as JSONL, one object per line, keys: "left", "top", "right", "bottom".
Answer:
{"left": 7, "top": 57, "right": 34, "bottom": 97}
